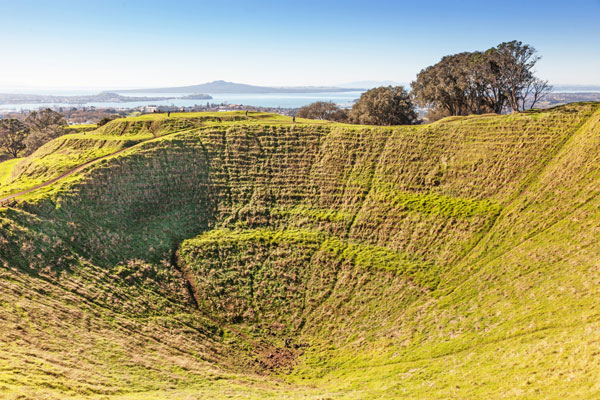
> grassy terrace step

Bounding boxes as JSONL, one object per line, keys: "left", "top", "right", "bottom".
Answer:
{"left": 179, "top": 227, "right": 435, "bottom": 326}
{"left": 0, "top": 104, "right": 599, "bottom": 398}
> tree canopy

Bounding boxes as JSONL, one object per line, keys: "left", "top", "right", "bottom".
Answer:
{"left": 296, "top": 101, "right": 347, "bottom": 122}
{"left": 0, "top": 109, "right": 69, "bottom": 158}
{"left": 0, "top": 119, "right": 29, "bottom": 158}
{"left": 411, "top": 41, "right": 551, "bottom": 121}
{"left": 23, "top": 108, "right": 68, "bottom": 155}
{"left": 349, "top": 86, "right": 418, "bottom": 126}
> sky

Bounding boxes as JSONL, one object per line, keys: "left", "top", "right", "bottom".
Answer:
{"left": 0, "top": 0, "right": 599, "bottom": 90}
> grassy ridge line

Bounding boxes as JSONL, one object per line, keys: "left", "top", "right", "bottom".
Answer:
{"left": 395, "top": 105, "right": 600, "bottom": 287}
{"left": 0, "top": 112, "right": 340, "bottom": 204}
{"left": 0, "top": 127, "right": 201, "bottom": 205}
{"left": 0, "top": 137, "right": 142, "bottom": 198}
{"left": 0, "top": 114, "right": 218, "bottom": 198}
{"left": 491, "top": 105, "right": 600, "bottom": 207}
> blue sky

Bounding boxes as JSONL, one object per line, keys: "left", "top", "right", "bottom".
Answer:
{"left": 1, "top": 0, "right": 599, "bottom": 89}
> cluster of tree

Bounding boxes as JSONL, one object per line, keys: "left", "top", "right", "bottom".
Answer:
{"left": 298, "top": 41, "right": 550, "bottom": 125}
{"left": 296, "top": 86, "right": 418, "bottom": 125}
{"left": 0, "top": 41, "right": 552, "bottom": 152}
{"left": 411, "top": 41, "right": 551, "bottom": 120}
{"left": 0, "top": 109, "right": 67, "bottom": 158}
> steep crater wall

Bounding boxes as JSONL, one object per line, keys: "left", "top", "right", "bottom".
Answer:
{"left": 2, "top": 104, "right": 599, "bottom": 397}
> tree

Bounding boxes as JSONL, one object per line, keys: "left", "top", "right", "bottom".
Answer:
{"left": 411, "top": 53, "right": 469, "bottom": 117}
{"left": 296, "top": 101, "right": 348, "bottom": 121}
{"left": 491, "top": 40, "right": 541, "bottom": 112}
{"left": 411, "top": 41, "right": 551, "bottom": 118}
{"left": 349, "top": 86, "right": 418, "bottom": 125}
{"left": 23, "top": 108, "right": 67, "bottom": 154}
{"left": 0, "top": 119, "right": 29, "bottom": 158}
{"left": 523, "top": 78, "right": 551, "bottom": 110}
{"left": 412, "top": 52, "right": 504, "bottom": 118}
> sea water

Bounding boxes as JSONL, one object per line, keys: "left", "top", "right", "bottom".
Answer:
{"left": 0, "top": 91, "right": 365, "bottom": 112}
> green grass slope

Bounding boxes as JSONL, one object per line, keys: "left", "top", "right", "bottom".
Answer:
{"left": 0, "top": 105, "right": 599, "bottom": 399}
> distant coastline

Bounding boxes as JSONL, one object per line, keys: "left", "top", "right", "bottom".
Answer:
{"left": 0, "top": 91, "right": 363, "bottom": 112}
{"left": 118, "top": 80, "right": 361, "bottom": 94}
{"left": 0, "top": 92, "right": 211, "bottom": 106}
{"left": 2, "top": 79, "right": 600, "bottom": 111}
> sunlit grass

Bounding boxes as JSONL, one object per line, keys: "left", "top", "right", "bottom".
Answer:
{"left": 0, "top": 103, "right": 599, "bottom": 398}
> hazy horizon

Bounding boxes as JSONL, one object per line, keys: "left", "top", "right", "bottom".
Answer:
{"left": 0, "top": 80, "right": 405, "bottom": 92}
{"left": 2, "top": 81, "right": 600, "bottom": 96}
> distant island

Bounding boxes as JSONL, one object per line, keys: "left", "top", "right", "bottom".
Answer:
{"left": 0, "top": 92, "right": 176, "bottom": 105}
{"left": 118, "top": 80, "right": 362, "bottom": 94}
{"left": 0, "top": 91, "right": 212, "bottom": 106}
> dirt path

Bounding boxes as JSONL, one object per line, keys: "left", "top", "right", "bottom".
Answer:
{"left": 0, "top": 130, "right": 186, "bottom": 206}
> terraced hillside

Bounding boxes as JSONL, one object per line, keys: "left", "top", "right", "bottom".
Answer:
{"left": 1, "top": 105, "right": 599, "bottom": 399}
